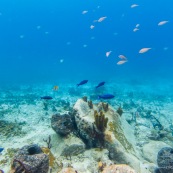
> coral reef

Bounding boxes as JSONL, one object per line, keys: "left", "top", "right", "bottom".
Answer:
{"left": 73, "top": 99, "right": 140, "bottom": 171}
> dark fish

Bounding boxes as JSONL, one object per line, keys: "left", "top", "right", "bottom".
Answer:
{"left": 0, "top": 170, "right": 4, "bottom": 173}
{"left": 96, "top": 82, "right": 105, "bottom": 89}
{"left": 98, "top": 94, "right": 115, "bottom": 99}
{"left": 41, "top": 96, "right": 53, "bottom": 100}
{"left": 77, "top": 80, "right": 88, "bottom": 87}
{"left": 0, "top": 147, "right": 4, "bottom": 153}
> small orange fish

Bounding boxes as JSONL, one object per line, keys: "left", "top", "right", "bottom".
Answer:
{"left": 53, "top": 86, "right": 59, "bottom": 91}
{"left": 98, "top": 16, "right": 107, "bottom": 22}
{"left": 90, "top": 25, "right": 95, "bottom": 29}
{"left": 139, "top": 48, "right": 151, "bottom": 53}
{"left": 158, "top": 20, "right": 169, "bottom": 26}
{"left": 118, "top": 55, "right": 127, "bottom": 60}
{"left": 106, "top": 51, "right": 112, "bottom": 57}
{"left": 117, "top": 60, "right": 127, "bottom": 65}
{"left": 133, "top": 28, "right": 139, "bottom": 32}
{"left": 82, "top": 10, "right": 88, "bottom": 14}
{"left": 131, "top": 4, "right": 139, "bottom": 8}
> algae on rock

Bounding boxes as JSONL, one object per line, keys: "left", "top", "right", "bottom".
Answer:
{"left": 108, "top": 121, "right": 135, "bottom": 153}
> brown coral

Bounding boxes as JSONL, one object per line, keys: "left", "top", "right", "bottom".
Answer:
{"left": 94, "top": 110, "right": 108, "bottom": 132}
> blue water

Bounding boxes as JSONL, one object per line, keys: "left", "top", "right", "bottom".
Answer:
{"left": 0, "top": 0, "right": 172, "bottom": 84}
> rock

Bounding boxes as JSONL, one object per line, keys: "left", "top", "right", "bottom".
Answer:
{"left": 11, "top": 144, "right": 49, "bottom": 173}
{"left": 51, "top": 112, "right": 74, "bottom": 136}
{"left": 60, "top": 135, "right": 85, "bottom": 157}
{"left": 102, "top": 164, "right": 136, "bottom": 173}
{"left": 157, "top": 147, "right": 173, "bottom": 173}
{"left": 73, "top": 99, "right": 141, "bottom": 172}
{"left": 142, "top": 141, "right": 171, "bottom": 164}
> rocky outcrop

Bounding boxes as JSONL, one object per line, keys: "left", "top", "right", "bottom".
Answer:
{"left": 73, "top": 99, "right": 141, "bottom": 171}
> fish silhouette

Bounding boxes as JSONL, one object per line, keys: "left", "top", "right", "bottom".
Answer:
{"left": 0, "top": 147, "right": 4, "bottom": 153}
{"left": 41, "top": 96, "right": 53, "bottom": 100}
{"left": 77, "top": 80, "right": 88, "bottom": 87}
{"left": 98, "top": 94, "right": 115, "bottom": 99}
{"left": 96, "top": 82, "right": 105, "bottom": 89}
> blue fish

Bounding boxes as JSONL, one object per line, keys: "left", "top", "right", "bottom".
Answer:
{"left": 96, "top": 82, "right": 105, "bottom": 89}
{"left": 0, "top": 147, "right": 4, "bottom": 153}
{"left": 41, "top": 96, "right": 53, "bottom": 100}
{"left": 77, "top": 80, "right": 88, "bottom": 87}
{"left": 98, "top": 94, "right": 115, "bottom": 99}
{"left": 0, "top": 170, "right": 4, "bottom": 173}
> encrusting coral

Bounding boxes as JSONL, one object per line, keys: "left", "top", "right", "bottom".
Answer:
{"left": 94, "top": 110, "right": 108, "bottom": 132}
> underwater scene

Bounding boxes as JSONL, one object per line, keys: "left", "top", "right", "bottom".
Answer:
{"left": 0, "top": 0, "right": 173, "bottom": 173}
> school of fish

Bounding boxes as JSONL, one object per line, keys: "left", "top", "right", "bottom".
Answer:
{"left": 82, "top": 3, "right": 169, "bottom": 66}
